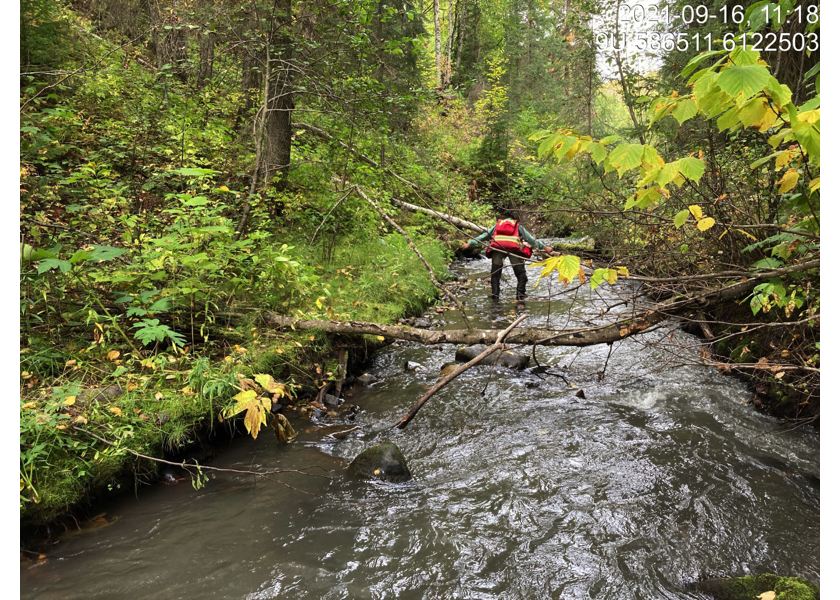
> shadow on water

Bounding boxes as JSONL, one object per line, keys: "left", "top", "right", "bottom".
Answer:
{"left": 20, "top": 251, "right": 819, "bottom": 600}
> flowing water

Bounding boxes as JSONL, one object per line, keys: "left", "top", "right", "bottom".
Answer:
{"left": 20, "top": 254, "right": 820, "bottom": 599}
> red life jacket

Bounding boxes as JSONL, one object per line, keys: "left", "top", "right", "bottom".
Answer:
{"left": 487, "top": 219, "right": 532, "bottom": 258}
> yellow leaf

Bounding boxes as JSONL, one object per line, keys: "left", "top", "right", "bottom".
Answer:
{"left": 605, "top": 269, "right": 618, "bottom": 285}
{"left": 777, "top": 169, "right": 799, "bottom": 194}
{"left": 736, "top": 229, "right": 758, "bottom": 241}
{"left": 154, "top": 392, "right": 163, "bottom": 400}
{"left": 225, "top": 389, "right": 260, "bottom": 418}
{"left": 73, "top": 415, "right": 88, "bottom": 424}
{"left": 798, "top": 109, "right": 819, "bottom": 124}
{"left": 254, "top": 374, "right": 291, "bottom": 397}
{"left": 181, "top": 386, "right": 195, "bottom": 396}
{"left": 376, "top": 335, "right": 385, "bottom": 341}
{"left": 688, "top": 205, "right": 703, "bottom": 220}
{"left": 275, "top": 348, "right": 285, "bottom": 354}
{"left": 243, "top": 403, "right": 267, "bottom": 439}
{"left": 316, "top": 297, "right": 324, "bottom": 309}
{"left": 56, "top": 424, "right": 67, "bottom": 430}
{"left": 757, "top": 106, "right": 778, "bottom": 132}
{"left": 109, "top": 406, "right": 123, "bottom": 416}
{"left": 107, "top": 350, "right": 121, "bottom": 361}
{"left": 22, "top": 401, "right": 37, "bottom": 410}
{"left": 373, "top": 469, "right": 381, "bottom": 475}
{"left": 63, "top": 396, "right": 77, "bottom": 406}
{"left": 218, "top": 185, "right": 229, "bottom": 191}
{"left": 616, "top": 266, "right": 629, "bottom": 276}
{"left": 809, "top": 177, "right": 820, "bottom": 194}
{"left": 309, "top": 335, "right": 315, "bottom": 341}
{"left": 774, "top": 149, "right": 796, "bottom": 171}
{"left": 697, "top": 217, "right": 715, "bottom": 231}
{"left": 65, "top": 360, "right": 77, "bottom": 367}
{"left": 578, "top": 267, "right": 585, "bottom": 284}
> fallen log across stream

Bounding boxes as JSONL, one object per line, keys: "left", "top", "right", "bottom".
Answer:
{"left": 263, "top": 258, "right": 819, "bottom": 349}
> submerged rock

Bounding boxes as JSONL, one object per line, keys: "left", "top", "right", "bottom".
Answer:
{"left": 356, "top": 373, "right": 377, "bottom": 386}
{"left": 455, "top": 246, "right": 483, "bottom": 260}
{"left": 438, "top": 362, "right": 461, "bottom": 378}
{"left": 454, "top": 344, "right": 530, "bottom": 370}
{"left": 404, "top": 361, "right": 427, "bottom": 372}
{"left": 689, "top": 573, "right": 819, "bottom": 600}
{"left": 347, "top": 442, "right": 412, "bottom": 483}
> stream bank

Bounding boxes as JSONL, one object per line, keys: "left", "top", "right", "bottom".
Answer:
{"left": 20, "top": 254, "right": 819, "bottom": 598}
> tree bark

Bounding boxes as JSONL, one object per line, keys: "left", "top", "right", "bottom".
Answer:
{"left": 391, "top": 198, "right": 484, "bottom": 233}
{"left": 455, "top": 0, "right": 466, "bottom": 76}
{"left": 144, "top": 0, "right": 188, "bottom": 81}
{"left": 434, "top": 0, "right": 442, "bottom": 87}
{"left": 237, "top": 50, "right": 263, "bottom": 132}
{"left": 444, "top": 0, "right": 454, "bottom": 86}
{"left": 263, "top": 0, "right": 295, "bottom": 200}
{"left": 197, "top": 31, "right": 215, "bottom": 89}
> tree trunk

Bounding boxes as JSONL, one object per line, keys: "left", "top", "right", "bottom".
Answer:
{"left": 443, "top": 0, "right": 454, "bottom": 86}
{"left": 263, "top": 0, "right": 295, "bottom": 203}
{"left": 197, "top": 32, "right": 215, "bottom": 89}
{"left": 391, "top": 198, "right": 484, "bottom": 233}
{"left": 455, "top": 0, "right": 466, "bottom": 76}
{"left": 434, "top": 0, "right": 442, "bottom": 88}
{"left": 144, "top": 0, "right": 188, "bottom": 81}
{"left": 237, "top": 51, "right": 263, "bottom": 132}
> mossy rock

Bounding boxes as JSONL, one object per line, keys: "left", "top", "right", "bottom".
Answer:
{"left": 347, "top": 442, "right": 412, "bottom": 483}
{"left": 691, "top": 573, "right": 819, "bottom": 600}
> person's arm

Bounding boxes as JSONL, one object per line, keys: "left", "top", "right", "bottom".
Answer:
{"left": 518, "top": 225, "right": 544, "bottom": 250}
{"left": 463, "top": 226, "right": 494, "bottom": 249}
{"left": 518, "top": 225, "right": 553, "bottom": 254}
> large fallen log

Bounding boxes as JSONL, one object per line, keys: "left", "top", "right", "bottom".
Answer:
{"left": 263, "top": 259, "right": 818, "bottom": 347}
{"left": 390, "top": 198, "right": 484, "bottom": 234}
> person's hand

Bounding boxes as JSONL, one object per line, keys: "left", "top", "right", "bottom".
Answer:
{"left": 461, "top": 243, "right": 469, "bottom": 250}
{"left": 544, "top": 246, "right": 554, "bottom": 254}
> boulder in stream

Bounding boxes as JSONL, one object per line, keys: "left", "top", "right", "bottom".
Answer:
{"left": 455, "top": 344, "right": 530, "bottom": 370}
{"left": 347, "top": 442, "right": 412, "bottom": 483}
{"left": 356, "top": 373, "right": 377, "bottom": 386}
{"left": 688, "top": 573, "right": 819, "bottom": 600}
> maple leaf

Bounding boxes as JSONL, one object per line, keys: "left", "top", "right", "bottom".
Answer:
{"left": 254, "top": 374, "right": 292, "bottom": 398}
{"left": 224, "top": 390, "right": 271, "bottom": 439}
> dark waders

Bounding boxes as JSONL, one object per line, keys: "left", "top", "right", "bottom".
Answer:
{"left": 490, "top": 250, "right": 527, "bottom": 300}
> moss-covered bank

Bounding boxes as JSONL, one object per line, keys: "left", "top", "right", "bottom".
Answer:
{"left": 690, "top": 573, "right": 819, "bottom": 600}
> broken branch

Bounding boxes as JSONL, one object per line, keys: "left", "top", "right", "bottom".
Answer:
{"left": 394, "top": 313, "right": 529, "bottom": 429}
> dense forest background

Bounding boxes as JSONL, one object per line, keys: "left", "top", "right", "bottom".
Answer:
{"left": 20, "top": 0, "right": 819, "bottom": 530}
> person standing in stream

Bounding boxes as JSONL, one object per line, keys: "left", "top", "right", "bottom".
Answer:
{"left": 461, "top": 218, "right": 553, "bottom": 301}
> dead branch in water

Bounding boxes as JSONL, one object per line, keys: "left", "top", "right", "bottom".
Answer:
{"left": 394, "top": 314, "right": 529, "bottom": 429}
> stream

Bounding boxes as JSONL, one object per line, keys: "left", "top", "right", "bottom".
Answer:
{"left": 20, "top": 253, "right": 820, "bottom": 599}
